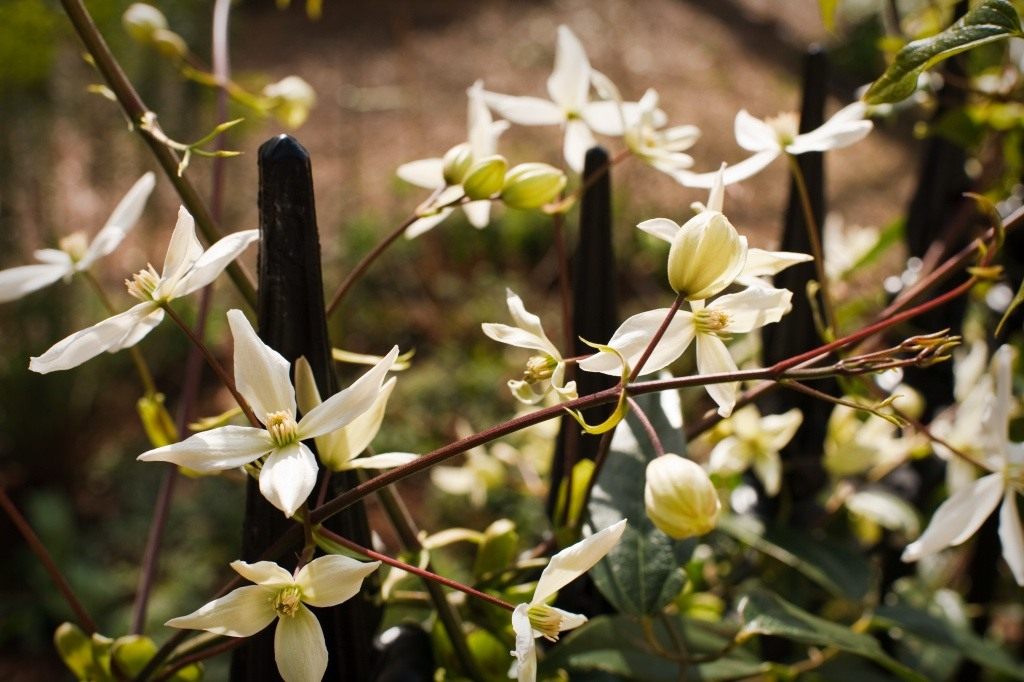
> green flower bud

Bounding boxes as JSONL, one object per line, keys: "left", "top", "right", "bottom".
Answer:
{"left": 442, "top": 143, "right": 473, "bottom": 186}
{"left": 500, "top": 162, "right": 566, "bottom": 210}
{"left": 151, "top": 28, "right": 188, "bottom": 60}
{"left": 263, "top": 76, "right": 317, "bottom": 129}
{"left": 462, "top": 155, "right": 507, "bottom": 200}
{"left": 645, "top": 454, "right": 720, "bottom": 539}
{"left": 122, "top": 3, "right": 168, "bottom": 44}
{"left": 667, "top": 210, "right": 746, "bottom": 301}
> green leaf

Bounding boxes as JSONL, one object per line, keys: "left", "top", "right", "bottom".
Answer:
{"left": 586, "top": 389, "right": 694, "bottom": 616}
{"left": 873, "top": 603, "right": 1024, "bottom": 679}
{"left": 864, "top": 0, "right": 1023, "bottom": 104}
{"left": 718, "top": 516, "right": 874, "bottom": 600}
{"left": 540, "top": 615, "right": 769, "bottom": 681}
{"left": 738, "top": 588, "right": 926, "bottom": 681}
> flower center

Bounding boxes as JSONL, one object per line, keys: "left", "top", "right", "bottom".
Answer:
{"left": 527, "top": 603, "right": 564, "bottom": 641}
{"left": 272, "top": 585, "right": 303, "bottom": 618}
{"left": 266, "top": 410, "right": 299, "bottom": 447}
{"left": 766, "top": 112, "right": 800, "bottom": 147}
{"left": 693, "top": 308, "right": 730, "bottom": 335}
{"left": 125, "top": 265, "right": 161, "bottom": 301}
{"left": 523, "top": 355, "right": 556, "bottom": 384}
{"left": 59, "top": 232, "right": 89, "bottom": 263}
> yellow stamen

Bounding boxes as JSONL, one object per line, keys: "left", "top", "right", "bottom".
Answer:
{"left": 265, "top": 410, "right": 299, "bottom": 447}
{"left": 126, "top": 265, "right": 161, "bottom": 301}
{"left": 272, "top": 585, "right": 303, "bottom": 618}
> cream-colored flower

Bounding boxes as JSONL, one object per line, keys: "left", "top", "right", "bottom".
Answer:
{"left": 645, "top": 454, "right": 720, "bottom": 539}
{"left": 708, "top": 405, "right": 802, "bottom": 496}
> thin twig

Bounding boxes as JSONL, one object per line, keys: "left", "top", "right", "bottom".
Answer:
{"left": 325, "top": 213, "right": 417, "bottom": 316}
{"left": 786, "top": 154, "right": 836, "bottom": 338}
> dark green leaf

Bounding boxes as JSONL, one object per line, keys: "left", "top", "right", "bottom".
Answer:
{"left": 738, "top": 587, "right": 926, "bottom": 681}
{"left": 586, "top": 390, "right": 694, "bottom": 616}
{"left": 865, "top": 0, "right": 1022, "bottom": 103}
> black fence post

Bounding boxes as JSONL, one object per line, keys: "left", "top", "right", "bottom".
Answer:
{"left": 548, "top": 146, "right": 619, "bottom": 521}
{"left": 760, "top": 47, "right": 832, "bottom": 526}
{"left": 231, "top": 135, "right": 379, "bottom": 681}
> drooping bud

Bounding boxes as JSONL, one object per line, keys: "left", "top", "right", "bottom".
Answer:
{"left": 151, "top": 28, "right": 188, "bottom": 60}
{"left": 644, "top": 454, "right": 720, "bottom": 539}
{"left": 462, "top": 155, "right": 508, "bottom": 200}
{"left": 263, "top": 76, "right": 317, "bottom": 129}
{"left": 122, "top": 3, "right": 168, "bottom": 44}
{"left": 442, "top": 143, "right": 474, "bottom": 186}
{"left": 666, "top": 210, "right": 747, "bottom": 301}
{"left": 500, "top": 163, "right": 567, "bottom": 210}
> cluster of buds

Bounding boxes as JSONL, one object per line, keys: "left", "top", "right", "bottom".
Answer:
{"left": 122, "top": 3, "right": 188, "bottom": 60}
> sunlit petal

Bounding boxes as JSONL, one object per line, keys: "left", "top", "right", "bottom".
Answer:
{"left": 80, "top": 172, "right": 156, "bottom": 269}
{"left": 137, "top": 425, "right": 271, "bottom": 471}
{"left": 902, "top": 473, "right": 1004, "bottom": 562}
{"left": 547, "top": 25, "right": 591, "bottom": 111}
{"left": 481, "top": 92, "right": 564, "bottom": 126}
{"left": 0, "top": 264, "right": 71, "bottom": 303}
{"left": 231, "top": 560, "right": 294, "bottom": 587}
{"left": 228, "top": 309, "right": 296, "bottom": 422}
{"left": 29, "top": 302, "right": 158, "bottom": 374}
{"left": 165, "top": 585, "right": 276, "bottom": 637}
{"left": 532, "top": 519, "right": 626, "bottom": 604}
{"left": 396, "top": 158, "right": 445, "bottom": 189}
{"left": 174, "top": 229, "right": 259, "bottom": 297}
{"left": 695, "top": 334, "right": 739, "bottom": 417}
{"left": 298, "top": 347, "right": 397, "bottom": 439}
{"left": 294, "top": 554, "right": 381, "bottom": 608}
{"left": 274, "top": 605, "right": 327, "bottom": 682}
{"left": 999, "top": 492, "right": 1024, "bottom": 586}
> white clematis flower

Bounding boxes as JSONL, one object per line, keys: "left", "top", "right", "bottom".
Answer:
{"left": 624, "top": 88, "right": 700, "bottom": 176}
{"left": 138, "top": 309, "right": 398, "bottom": 517}
{"left": 29, "top": 207, "right": 257, "bottom": 374}
{"left": 166, "top": 556, "right": 380, "bottom": 682}
{"left": 579, "top": 287, "right": 792, "bottom": 417}
{"left": 678, "top": 102, "right": 873, "bottom": 188}
{"left": 397, "top": 80, "right": 510, "bottom": 238}
{"left": 902, "top": 345, "right": 1024, "bottom": 585}
{"left": 482, "top": 26, "right": 642, "bottom": 173}
{"left": 708, "top": 405, "right": 802, "bottom": 496}
{"left": 482, "top": 288, "right": 577, "bottom": 405}
{"left": 0, "top": 172, "right": 155, "bottom": 303}
{"left": 511, "top": 519, "right": 626, "bottom": 682}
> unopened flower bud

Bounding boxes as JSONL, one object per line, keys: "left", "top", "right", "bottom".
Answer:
{"left": 442, "top": 143, "right": 474, "bottom": 186}
{"left": 151, "top": 28, "right": 188, "bottom": 60}
{"left": 667, "top": 211, "right": 747, "bottom": 300}
{"left": 645, "top": 454, "right": 720, "bottom": 539}
{"left": 263, "top": 76, "right": 316, "bottom": 129}
{"left": 123, "top": 3, "right": 168, "bottom": 44}
{"left": 500, "top": 163, "right": 566, "bottom": 210}
{"left": 462, "top": 155, "right": 507, "bottom": 200}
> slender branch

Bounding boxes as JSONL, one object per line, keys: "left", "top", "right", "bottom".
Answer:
{"left": 552, "top": 211, "right": 574, "bottom": 357}
{"left": 626, "top": 396, "right": 665, "bottom": 457}
{"left": 629, "top": 294, "right": 684, "bottom": 383}
{"left": 786, "top": 154, "right": 836, "bottom": 337}
{"left": 574, "top": 428, "right": 615, "bottom": 534}
{"left": 0, "top": 486, "right": 97, "bottom": 634}
{"left": 325, "top": 213, "right": 417, "bottom": 316}
{"left": 57, "top": 0, "right": 256, "bottom": 308}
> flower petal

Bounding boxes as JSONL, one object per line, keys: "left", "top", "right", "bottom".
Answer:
{"left": 160, "top": 207, "right": 205, "bottom": 287}
{"left": 0, "top": 263, "right": 71, "bottom": 303}
{"left": 298, "top": 347, "right": 397, "bottom": 439}
{"left": 636, "top": 218, "right": 680, "bottom": 245}
{"left": 695, "top": 334, "right": 739, "bottom": 417}
{"left": 108, "top": 306, "right": 165, "bottom": 352}
{"left": 137, "top": 425, "right": 271, "bottom": 471}
{"left": 80, "top": 172, "right": 156, "bottom": 270}
{"left": 294, "top": 554, "right": 381, "bottom": 608}
{"left": 532, "top": 519, "right": 626, "bottom": 604}
{"left": 231, "top": 560, "right": 295, "bottom": 587}
{"left": 29, "top": 302, "right": 158, "bottom": 374}
{"left": 547, "top": 25, "right": 591, "bottom": 111}
{"left": 676, "top": 149, "right": 779, "bottom": 188}
{"left": 481, "top": 92, "right": 564, "bottom": 126}
{"left": 404, "top": 208, "right": 454, "bottom": 239}
{"left": 999, "top": 492, "right": 1024, "bottom": 586}
{"left": 739, "top": 248, "right": 813, "bottom": 280}
{"left": 344, "top": 452, "right": 418, "bottom": 469}
{"left": 396, "top": 158, "right": 445, "bottom": 189}
{"left": 318, "top": 378, "right": 396, "bottom": 470}
{"left": 563, "top": 118, "right": 595, "bottom": 174}
{"left": 165, "top": 585, "right": 276, "bottom": 637}
{"left": 734, "top": 110, "right": 779, "bottom": 152}
{"left": 578, "top": 308, "right": 694, "bottom": 377}
{"left": 259, "top": 442, "right": 319, "bottom": 517}
{"left": 228, "top": 309, "right": 296, "bottom": 422}
{"left": 787, "top": 102, "right": 872, "bottom": 154}
{"left": 511, "top": 603, "right": 538, "bottom": 682}
{"left": 902, "top": 473, "right": 1004, "bottom": 562}
{"left": 582, "top": 100, "right": 631, "bottom": 136}
{"left": 467, "top": 80, "right": 508, "bottom": 158}
{"left": 753, "top": 450, "right": 782, "bottom": 496}
{"left": 274, "top": 604, "right": 327, "bottom": 682}
{"left": 715, "top": 286, "right": 793, "bottom": 333}
{"left": 173, "top": 229, "right": 259, "bottom": 298}
{"left": 462, "top": 200, "right": 492, "bottom": 228}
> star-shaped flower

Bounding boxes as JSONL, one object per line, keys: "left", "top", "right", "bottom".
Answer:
{"left": 707, "top": 405, "right": 802, "bottom": 496}
{"left": 678, "top": 102, "right": 873, "bottom": 188}
{"left": 29, "top": 207, "right": 257, "bottom": 374}
{"left": 0, "top": 172, "right": 155, "bottom": 303}
{"left": 397, "top": 80, "right": 510, "bottom": 237}
{"left": 902, "top": 345, "right": 1024, "bottom": 585}
{"left": 511, "top": 519, "right": 626, "bottom": 682}
{"left": 138, "top": 309, "right": 398, "bottom": 517}
{"left": 482, "top": 26, "right": 640, "bottom": 173}
{"left": 623, "top": 88, "right": 699, "bottom": 176}
{"left": 165, "top": 556, "right": 380, "bottom": 682}
{"left": 481, "top": 288, "right": 577, "bottom": 405}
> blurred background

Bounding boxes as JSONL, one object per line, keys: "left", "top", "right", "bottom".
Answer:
{"left": 0, "top": 0, "right": 917, "bottom": 677}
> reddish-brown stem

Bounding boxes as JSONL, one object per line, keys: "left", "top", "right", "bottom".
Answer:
{"left": 626, "top": 396, "right": 665, "bottom": 457}
{"left": 629, "top": 294, "right": 684, "bottom": 383}
{"left": 325, "top": 213, "right": 418, "bottom": 316}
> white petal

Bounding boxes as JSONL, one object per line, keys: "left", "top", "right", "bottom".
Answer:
{"left": 990, "top": 345, "right": 1015, "bottom": 451}
{"left": 462, "top": 200, "right": 492, "bottom": 228}
{"left": 0, "top": 263, "right": 71, "bottom": 303}
{"left": 708, "top": 437, "right": 751, "bottom": 475}
{"left": 137, "top": 425, "right": 271, "bottom": 471}
{"left": 753, "top": 450, "right": 782, "bottom": 496}
{"left": 739, "top": 248, "right": 813, "bottom": 280}
{"left": 259, "top": 443, "right": 318, "bottom": 517}
{"left": 734, "top": 110, "right": 779, "bottom": 152}
{"left": 33, "top": 248, "right": 74, "bottom": 266}
{"left": 553, "top": 606, "right": 587, "bottom": 632}
{"left": 396, "top": 158, "right": 445, "bottom": 189}
{"left": 481, "top": 92, "right": 564, "bottom": 126}
{"left": 404, "top": 209, "right": 454, "bottom": 239}
{"left": 298, "top": 347, "right": 397, "bottom": 439}
{"left": 563, "top": 118, "right": 595, "bottom": 173}
{"left": 227, "top": 309, "right": 296, "bottom": 422}
{"left": 173, "top": 229, "right": 259, "bottom": 298}
{"left": 547, "top": 25, "right": 591, "bottom": 111}
{"left": 318, "top": 378, "right": 396, "bottom": 469}
{"left": 636, "top": 218, "right": 680, "bottom": 244}
{"left": 274, "top": 604, "right": 327, "bottom": 682}
{"left": 344, "top": 452, "right": 418, "bottom": 469}
{"left": 787, "top": 102, "right": 872, "bottom": 154}
{"left": 695, "top": 334, "right": 739, "bottom": 417}
{"left": 512, "top": 603, "right": 538, "bottom": 682}
{"left": 29, "top": 302, "right": 158, "bottom": 374}
{"left": 902, "top": 473, "right": 1004, "bottom": 562}
{"left": 760, "top": 409, "right": 803, "bottom": 451}
{"left": 582, "top": 100, "right": 628, "bottom": 136}
{"left": 108, "top": 306, "right": 165, "bottom": 352}
{"left": 293, "top": 356, "right": 322, "bottom": 416}
{"left": 481, "top": 322, "right": 552, "bottom": 356}
{"left": 231, "top": 560, "right": 294, "bottom": 587}
{"left": 532, "top": 519, "right": 626, "bottom": 604}
{"left": 166, "top": 585, "right": 277, "bottom": 637}
{"left": 676, "top": 149, "right": 780, "bottom": 188}
{"left": 715, "top": 286, "right": 793, "bottom": 333}
{"left": 578, "top": 308, "right": 694, "bottom": 377}
{"left": 468, "top": 80, "right": 509, "bottom": 157}
{"left": 79, "top": 172, "right": 156, "bottom": 269}
{"left": 160, "top": 207, "right": 205, "bottom": 288}
{"left": 999, "top": 492, "right": 1024, "bottom": 586}
{"left": 294, "top": 555, "right": 381, "bottom": 608}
